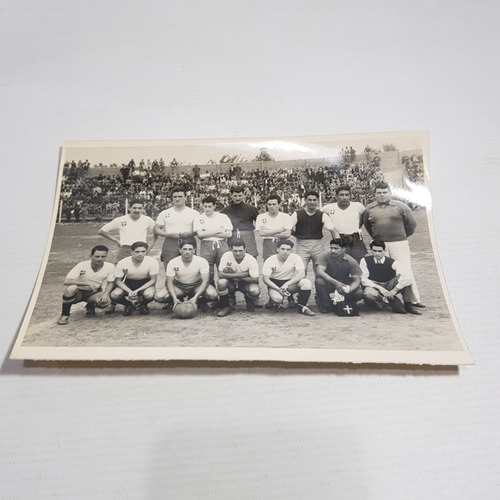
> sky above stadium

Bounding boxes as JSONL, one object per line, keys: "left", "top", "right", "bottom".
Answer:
{"left": 61, "top": 132, "right": 426, "bottom": 166}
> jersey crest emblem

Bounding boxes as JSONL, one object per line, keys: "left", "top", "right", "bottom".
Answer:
{"left": 174, "top": 267, "right": 179, "bottom": 272}
{"left": 121, "top": 221, "right": 127, "bottom": 226}
{"left": 79, "top": 270, "right": 86, "bottom": 276}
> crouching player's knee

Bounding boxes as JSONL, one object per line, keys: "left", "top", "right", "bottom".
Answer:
{"left": 154, "top": 288, "right": 170, "bottom": 303}
{"left": 298, "top": 278, "right": 312, "bottom": 291}
{"left": 217, "top": 278, "right": 229, "bottom": 294}
{"left": 204, "top": 285, "right": 219, "bottom": 302}
{"left": 246, "top": 284, "right": 261, "bottom": 299}
{"left": 142, "top": 287, "right": 156, "bottom": 303}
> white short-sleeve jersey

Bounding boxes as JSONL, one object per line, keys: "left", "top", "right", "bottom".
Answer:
{"left": 218, "top": 252, "right": 259, "bottom": 278}
{"left": 115, "top": 256, "right": 159, "bottom": 280}
{"left": 262, "top": 253, "right": 305, "bottom": 280}
{"left": 100, "top": 215, "right": 155, "bottom": 245}
{"left": 66, "top": 261, "right": 115, "bottom": 289}
{"left": 194, "top": 212, "right": 233, "bottom": 241}
{"left": 322, "top": 202, "right": 365, "bottom": 234}
{"left": 156, "top": 207, "right": 198, "bottom": 235}
{"left": 256, "top": 212, "right": 293, "bottom": 239}
{"left": 166, "top": 255, "right": 209, "bottom": 284}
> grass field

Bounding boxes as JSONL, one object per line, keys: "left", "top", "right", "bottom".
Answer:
{"left": 19, "top": 210, "right": 464, "bottom": 355}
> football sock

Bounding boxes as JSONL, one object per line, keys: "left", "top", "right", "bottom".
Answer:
{"left": 219, "top": 294, "right": 230, "bottom": 307}
{"left": 297, "top": 289, "right": 311, "bottom": 307}
{"left": 61, "top": 295, "right": 74, "bottom": 316}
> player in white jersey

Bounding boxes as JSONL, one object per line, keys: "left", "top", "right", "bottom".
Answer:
{"left": 98, "top": 199, "right": 157, "bottom": 263}
{"left": 57, "top": 245, "right": 115, "bottom": 325}
{"left": 262, "top": 239, "right": 315, "bottom": 316}
{"left": 321, "top": 185, "right": 367, "bottom": 262}
{"left": 154, "top": 186, "right": 199, "bottom": 269}
{"left": 154, "top": 238, "right": 218, "bottom": 311}
{"left": 194, "top": 195, "right": 233, "bottom": 284}
{"left": 110, "top": 241, "right": 159, "bottom": 316}
{"left": 256, "top": 194, "right": 293, "bottom": 261}
{"left": 216, "top": 239, "right": 261, "bottom": 317}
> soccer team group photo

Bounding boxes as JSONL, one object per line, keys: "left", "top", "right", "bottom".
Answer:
{"left": 14, "top": 134, "right": 467, "bottom": 362}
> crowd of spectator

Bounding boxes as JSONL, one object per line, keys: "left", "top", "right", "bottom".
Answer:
{"left": 59, "top": 151, "right": 421, "bottom": 221}
{"left": 63, "top": 160, "right": 90, "bottom": 181}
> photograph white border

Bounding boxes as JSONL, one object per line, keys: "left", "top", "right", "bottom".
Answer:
{"left": 10, "top": 132, "right": 473, "bottom": 365}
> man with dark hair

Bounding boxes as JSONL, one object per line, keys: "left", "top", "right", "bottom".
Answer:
{"left": 194, "top": 195, "right": 233, "bottom": 283}
{"left": 315, "top": 239, "right": 364, "bottom": 314}
{"left": 262, "top": 239, "right": 315, "bottom": 316}
{"left": 221, "top": 185, "right": 259, "bottom": 258}
{"left": 256, "top": 193, "right": 293, "bottom": 261}
{"left": 57, "top": 245, "right": 115, "bottom": 325}
{"left": 154, "top": 237, "right": 218, "bottom": 311}
{"left": 359, "top": 240, "right": 421, "bottom": 315}
{"left": 110, "top": 241, "right": 159, "bottom": 316}
{"left": 362, "top": 182, "right": 424, "bottom": 307}
{"left": 216, "top": 239, "right": 261, "bottom": 317}
{"left": 154, "top": 186, "right": 198, "bottom": 270}
{"left": 98, "top": 199, "right": 157, "bottom": 263}
{"left": 291, "top": 189, "right": 339, "bottom": 273}
{"left": 321, "top": 185, "right": 367, "bottom": 262}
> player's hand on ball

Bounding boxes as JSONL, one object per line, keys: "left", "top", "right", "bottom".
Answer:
{"left": 186, "top": 298, "right": 198, "bottom": 308}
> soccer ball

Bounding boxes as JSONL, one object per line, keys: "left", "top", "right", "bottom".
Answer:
{"left": 173, "top": 302, "right": 198, "bottom": 319}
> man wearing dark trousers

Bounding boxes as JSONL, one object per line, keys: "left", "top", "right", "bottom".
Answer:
{"left": 221, "top": 185, "right": 259, "bottom": 258}
{"left": 315, "top": 239, "right": 363, "bottom": 314}
{"left": 359, "top": 240, "right": 422, "bottom": 315}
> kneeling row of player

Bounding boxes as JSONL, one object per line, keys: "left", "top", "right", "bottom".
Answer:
{"left": 57, "top": 237, "right": 422, "bottom": 324}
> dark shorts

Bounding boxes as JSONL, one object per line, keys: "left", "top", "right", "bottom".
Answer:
{"left": 161, "top": 237, "right": 182, "bottom": 265}
{"left": 76, "top": 288, "right": 102, "bottom": 302}
{"left": 262, "top": 239, "right": 278, "bottom": 262}
{"left": 270, "top": 278, "right": 288, "bottom": 288}
{"left": 223, "top": 278, "right": 253, "bottom": 295}
{"left": 124, "top": 278, "right": 151, "bottom": 291}
{"left": 339, "top": 233, "right": 367, "bottom": 262}
{"left": 173, "top": 279, "right": 202, "bottom": 295}
{"left": 116, "top": 245, "right": 132, "bottom": 263}
{"left": 199, "top": 240, "right": 229, "bottom": 267}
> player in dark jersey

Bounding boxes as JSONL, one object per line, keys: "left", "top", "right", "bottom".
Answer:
{"left": 221, "top": 185, "right": 259, "bottom": 258}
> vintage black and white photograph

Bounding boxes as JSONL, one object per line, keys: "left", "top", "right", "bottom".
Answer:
{"left": 10, "top": 132, "right": 472, "bottom": 364}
